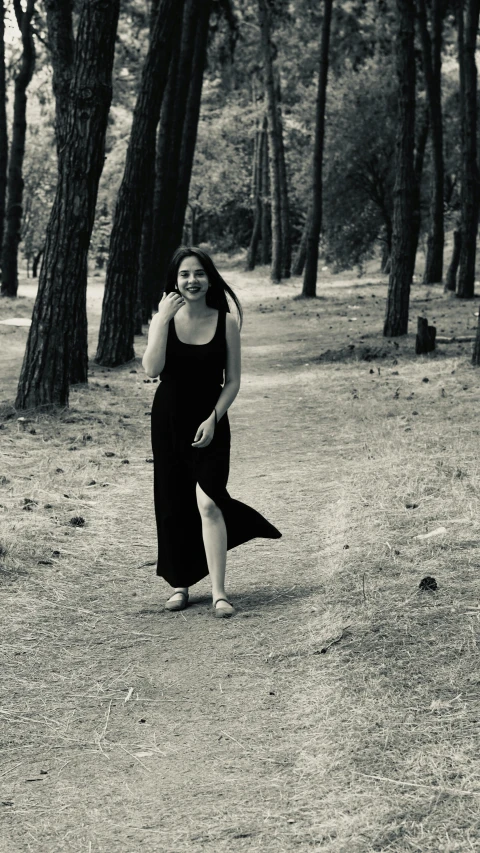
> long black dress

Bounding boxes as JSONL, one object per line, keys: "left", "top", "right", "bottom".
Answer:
{"left": 150, "top": 309, "right": 281, "bottom": 588}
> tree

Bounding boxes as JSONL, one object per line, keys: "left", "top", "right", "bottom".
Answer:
{"left": 0, "top": 0, "right": 7, "bottom": 252}
{"left": 302, "top": 0, "right": 333, "bottom": 298}
{"left": 149, "top": 0, "right": 211, "bottom": 308}
{"left": 45, "top": 0, "right": 88, "bottom": 383}
{"left": 384, "top": 0, "right": 416, "bottom": 337}
{"left": 135, "top": 0, "right": 163, "bottom": 332}
{"left": 245, "top": 112, "right": 264, "bottom": 271}
{"left": 1, "top": 0, "right": 36, "bottom": 298}
{"left": 416, "top": 0, "right": 444, "bottom": 284}
{"left": 45, "top": 0, "right": 75, "bottom": 150}
{"left": 456, "top": 0, "right": 480, "bottom": 298}
{"left": 15, "top": 0, "right": 120, "bottom": 410}
{"left": 321, "top": 64, "right": 397, "bottom": 273}
{"left": 473, "top": 306, "right": 480, "bottom": 364}
{"left": 95, "top": 0, "right": 184, "bottom": 367}
{"left": 258, "top": 0, "right": 289, "bottom": 283}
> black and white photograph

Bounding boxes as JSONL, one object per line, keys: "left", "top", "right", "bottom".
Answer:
{"left": 1, "top": 0, "right": 480, "bottom": 850}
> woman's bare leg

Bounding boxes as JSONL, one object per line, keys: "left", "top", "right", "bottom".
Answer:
{"left": 196, "top": 483, "right": 234, "bottom": 614}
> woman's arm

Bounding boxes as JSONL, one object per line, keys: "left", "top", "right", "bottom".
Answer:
{"left": 215, "top": 313, "right": 241, "bottom": 420}
{"left": 142, "top": 292, "right": 185, "bottom": 377}
{"left": 191, "top": 314, "right": 241, "bottom": 448}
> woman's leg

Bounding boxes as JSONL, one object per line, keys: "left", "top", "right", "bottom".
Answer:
{"left": 196, "top": 483, "right": 234, "bottom": 614}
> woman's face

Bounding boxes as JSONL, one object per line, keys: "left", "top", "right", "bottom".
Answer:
{"left": 176, "top": 256, "right": 209, "bottom": 302}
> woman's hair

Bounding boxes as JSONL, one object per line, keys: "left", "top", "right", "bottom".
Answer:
{"left": 165, "top": 246, "right": 243, "bottom": 328}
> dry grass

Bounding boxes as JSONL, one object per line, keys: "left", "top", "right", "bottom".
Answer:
{"left": 1, "top": 267, "right": 480, "bottom": 853}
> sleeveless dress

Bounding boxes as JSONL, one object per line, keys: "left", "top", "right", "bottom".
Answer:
{"left": 150, "top": 309, "right": 281, "bottom": 588}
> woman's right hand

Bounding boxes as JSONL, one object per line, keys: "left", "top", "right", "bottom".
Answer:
{"left": 156, "top": 291, "right": 185, "bottom": 323}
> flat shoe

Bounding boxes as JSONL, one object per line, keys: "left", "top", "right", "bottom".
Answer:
{"left": 165, "top": 591, "right": 189, "bottom": 611}
{"left": 212, "top": 598, "right": 235, "bottom": 618}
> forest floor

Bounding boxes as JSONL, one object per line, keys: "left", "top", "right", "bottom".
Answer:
{"left": 1, "top": 263, "right": 480, "bottom": 853}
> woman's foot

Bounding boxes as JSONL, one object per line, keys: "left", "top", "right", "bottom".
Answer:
{"left": 212, "top": 597, "right": 235, "bottom": 618}
{"left": 165, "top": 588, "right": 189, "bottom": 611}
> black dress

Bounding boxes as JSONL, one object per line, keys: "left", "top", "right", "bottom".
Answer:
{"left": 150, "top": 309, "right": 281, "bottom": 588}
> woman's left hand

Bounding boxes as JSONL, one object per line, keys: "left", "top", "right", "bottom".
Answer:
{"left": 192, "top": 412, "right": 216, "bottom": 448}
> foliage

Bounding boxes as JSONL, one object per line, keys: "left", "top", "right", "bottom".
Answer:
{"left": 1, "top": 0, "right": 468, "bottom": 273}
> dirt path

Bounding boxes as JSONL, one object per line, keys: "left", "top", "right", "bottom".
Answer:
{"left": 1, "top": 268, "right": 479, "bottom": 852}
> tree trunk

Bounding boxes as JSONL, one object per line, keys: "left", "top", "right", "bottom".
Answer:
{"left": 258, "top": 0, "right": 282, "bottom": 283}
{"left": 416, "top": 0, "right": 444, "bottom": 284}
{"left": 473, "top": 311, "right": 480, "bottom": 364}
{"left": 457, "top": 0, "right": 480, "bottom": 298}
{"left": 69, "top": 292, "right": 88, "bottom": 385}
{"left": 260, "top": 121, "right": 270, "bottom": 265}
{"left": 1, "top": 0, "right": 36, "bottom": 298}
{"left": 15, "top": 0, "right": 120, "bottom": 410}
{"left": 274, "top": 72, "right": 291, "bottom": 278}
{"left": 445, "top": 228, "right": 461, "bottom": 291}
{"left": 381, "top": 215, "right": 393, "bottom": 273}
{"left": 150, "top": 48, "right": 180, "bottom": 305}
{"left": 149, "top": 0, "right": 207, "bottom": 306}
{"left": 136, "top": 186, "right": 154, "bottom": 332}
{"left": 170, "top": 0, "right": 211, "bottom": 252}
{"left": 246, "top": 125, "right": 263, "bottom": 271}
{"left": 44, "top": 0, "right": 75, "bottom": 151}
{"left": 31, "top": 246, "right": 44, "bottom": 278}
{"left": 292, "top": 213, "right": 310, "bottom": 277}
{"left": 302, "top": 0, "right": 333, "bottom": 298}
{"left": 45, "top": 0, "right": 89, "bottom": 384}
{"left": 384, "top": 0, "right": 416, "bottom": 337}
{"left": 134, "top": 3, "right": 163, "bottom": 334}
{"left": 0, "top": 0, "right": 8, "bottom": 253}
{"left": 95, "top": 0, "right": 183, "bottom": 367}
{"left": 411, "top": 105, "right": 429, "bottom": 265}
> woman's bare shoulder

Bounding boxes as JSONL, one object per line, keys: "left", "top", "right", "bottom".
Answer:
{"left": 225, "top": 313, "right": 240, "bottom": 331}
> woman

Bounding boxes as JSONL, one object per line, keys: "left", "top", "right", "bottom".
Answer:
{"left": 142, "top": 247, "right": 281, "bottom": 618}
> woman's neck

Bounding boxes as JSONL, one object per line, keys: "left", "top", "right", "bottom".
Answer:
{"left": 180, "top": 301, "right": 213, "bottom": 320}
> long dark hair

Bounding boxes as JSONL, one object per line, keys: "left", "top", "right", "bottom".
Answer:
{"left": 165, "top": 246, "right": 243, "bottom": 329}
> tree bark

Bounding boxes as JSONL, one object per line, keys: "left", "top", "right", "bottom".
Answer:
{"left": 1, "top": 0, "right": 36, "bottom": 298}
{"left": 258, "top": 0, "right": 282, "bottom": 283}
{"left": 170, "top": 0, "right": 211, "bottom": 252}
{"left": 136, "top": 186, "right": 154, "bottom": 332}
{"left": 95, "top": 0, "right": 183, "bottom": 367}
{"left": 292, "top": 213, "right": 310, "bottom": 277}
{"left": 45, "top": 0, "right": 89, "bottom": 385}
{"left": 134, "top": 2, "right": 164, "bottom": 334}
{"left": 384, "top": 0, "right": 416, "bottom": 337}
{"left": 150, "top": 47, "right": 180, "bottom": 304}
{"left": 473, "top": 311, "right": 480, "bottom": 364}
{"left": 149, "top": 0, "right": 211, "bottom": 305}
{"left": 457, "top": 0, "right": 480, "bottom": 298}
{"left": 44, "top": 0, "right": 75, "bottom": 152}
{"left": 411, "top": 104, "right": 429, "bottom": 265}
{"left": 260, "top": 121, "right": 270, "bottom": 265}
{"left": 445, "top": 228, "right": 461, "bottom": 291}
{"left": 274, "top": 71, "right": 291, "bottom": 278}
{"left": 302, "top": 0, "right": 333, "bottom": 298}
{"left": 416, "top": 0, "right": 444, "bottom": 284}
{"left": 0, "top": 0, "right": 8, "bottom": 253}
{"left": 15, "top": 0, "right": 120, "bottom": 410}
{"left": 31, "top": 246, "right": 44, "bottom": 278}
{"left": 246, "top": 125, "right": 263, "bottom": 271}
{"left": 149, "top": 0, "right": 208, "bottom": 307}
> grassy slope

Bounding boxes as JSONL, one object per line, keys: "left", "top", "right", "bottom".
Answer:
{"left": 0, "top": 268, "right": 479, "bottom": 853}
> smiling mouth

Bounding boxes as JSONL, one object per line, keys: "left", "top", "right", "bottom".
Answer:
{"left": 186, "top": 286, "right": 201, "bottom": 292}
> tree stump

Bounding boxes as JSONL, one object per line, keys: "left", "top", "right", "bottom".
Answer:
{"left": 415, "top": 317, "right": 436, "bottom": 354}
